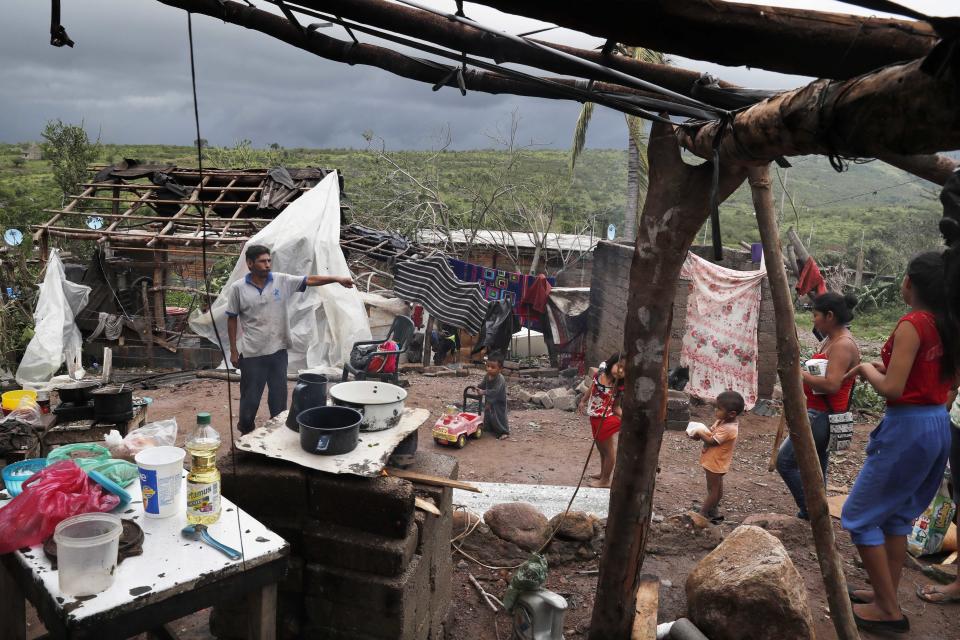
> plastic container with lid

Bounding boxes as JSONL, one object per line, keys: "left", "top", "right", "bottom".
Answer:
{"left": 54, "top": 513, "right": 122, "bottom": 596}
{"left": 2, "top": 389, "right": 37, "bottom": 414}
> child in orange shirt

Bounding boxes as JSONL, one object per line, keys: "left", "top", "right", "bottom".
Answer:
{"left": 690, "top": 390, "right": 744, "bottom": 522}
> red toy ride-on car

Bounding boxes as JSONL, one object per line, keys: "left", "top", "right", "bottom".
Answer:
{"left": 432, "top": 387, "right": 484, "bottom": 449}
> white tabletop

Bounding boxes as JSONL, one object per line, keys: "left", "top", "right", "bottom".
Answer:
{"left": 5, "top": 472, "right": 287, "bottom": 623}
{"left": 236, "top": 407, "right": 430, "bottom": 477}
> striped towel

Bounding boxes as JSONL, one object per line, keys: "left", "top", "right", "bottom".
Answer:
{"left": 394, "top": 256, "right": 489, "bottom": 334}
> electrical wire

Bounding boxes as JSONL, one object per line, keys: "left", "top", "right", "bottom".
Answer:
{"left": 186, "top": 12, "right": 247, "bottom": 569}
{"left": 806, "top": 177, "right": 923, "bottom": 208}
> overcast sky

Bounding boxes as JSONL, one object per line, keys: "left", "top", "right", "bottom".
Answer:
{"left": 0, "top": 0, "right": 951, "bottom": 150}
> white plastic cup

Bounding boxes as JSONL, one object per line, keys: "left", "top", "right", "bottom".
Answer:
{"left": 135, "top": 446, "right": 186, "bottom": 518}
{"left": 54, "top": 513, "right": 122, "bottom": 596}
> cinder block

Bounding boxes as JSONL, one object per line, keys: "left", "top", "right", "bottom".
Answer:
{"left": 304, "top": 554, "right": 429, "bottom": 639}
{"left": 303, "top": 519, "right": 418, "bottom": 576}
{"left": 307, "top": 471, "right": 414, "bottom": 539}
{"left": 219, "top": 453, "right": 308, "bottom": 520}
{"left": 279, "top": 555, "right": 304, "bottom": 594}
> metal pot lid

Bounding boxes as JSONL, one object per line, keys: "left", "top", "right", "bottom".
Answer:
{"left": 91, "top": 385, "right": 131, "bottom": 395}
{"left": 328, "top": 381, "right": 407, "bottom": 405}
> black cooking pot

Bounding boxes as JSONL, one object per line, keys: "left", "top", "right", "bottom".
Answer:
{"left": 298, "top": 406, "right": 362, "bottom": 456}
{"left": 286, "top": 373, "right": 328, "bottom": 432}
{"left": 91, "top": 385, "right": 134, "bottom": 423}
{"left": 56, "top": 382, "right": 98, "bottom": 405}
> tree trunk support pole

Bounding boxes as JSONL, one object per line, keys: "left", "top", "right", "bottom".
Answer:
{"left": 748, "top": 165, "right": 860, "bottom": 640}
{"left": 588, "top": 121, "right": 747, "bottom": 638}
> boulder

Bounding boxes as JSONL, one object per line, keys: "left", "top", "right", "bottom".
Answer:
{"left": 453, "top": 509, "right": 481, "bottom": 537}
{"left": 455, "top": 523, "right": 529, "bottom": 566}
{"left": 484, "top": 502, "right": 551, "bottom": 551}
{"left": 546, "top": 538, "right": 599, "bottom": 564}
{"left": 548, "top": 511, "right": 597, "bottom": 541}
{"left": 742, "top": 513, "right": 813, "bottom": 549}
{"left": 514, "top": 388, "right": 535, "bottom": 404}
{"left": 686, "top": 525, "right": 815, "bottom": 640}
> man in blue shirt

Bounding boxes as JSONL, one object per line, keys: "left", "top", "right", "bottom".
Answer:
{"left": 226, "top": 245, "right": 353, "bottom": 434}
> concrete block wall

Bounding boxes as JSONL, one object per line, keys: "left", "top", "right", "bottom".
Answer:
{"left": 213, "top": 451, "right": 457, "bottom": 640}
{"left": 587, "top": 241, "right": 777, "bottom": 399}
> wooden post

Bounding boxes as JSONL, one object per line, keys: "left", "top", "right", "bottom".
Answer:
{"left": 422, "top": 316, "right": 435, "bottom": 366}
{"left": 748, "top": 165, "right": 860, "bottom": 640}
{"left": 153, "top": 248, "right": 165, "bottom": 332}
{"left": 246, "top": 582, "right": 278, "bottom": 640}
{"left": 587, "top": 121, "right": 748, "bottom": 637}
{"left": 854, "top": 231, "right": 865, "bottom": 288}
{"left": 142, "top": 281, "right": 155, "bottom": 370}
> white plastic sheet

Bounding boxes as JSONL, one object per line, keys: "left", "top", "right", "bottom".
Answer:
{"left": 16, "top": 249, "right": 91, "bottom": 386}
{"left": 189, "top": 173, "right": 371, "bottom": 371}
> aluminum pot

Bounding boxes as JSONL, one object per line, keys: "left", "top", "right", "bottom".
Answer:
{"left": 328, "top": 381, "right": 407, "bottom": 432}
{"left": 297, "top": 406, "right": 362, "bottom": 456}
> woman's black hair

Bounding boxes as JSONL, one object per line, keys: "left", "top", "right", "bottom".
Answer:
{"left": 812, "top": 291, "right": 858, "bottom": 326}
{"left": 907, "top": 251, "right": 958, "bottom": 379}
{"left": 603, "top": 352, "right": 623, "bottom": 376}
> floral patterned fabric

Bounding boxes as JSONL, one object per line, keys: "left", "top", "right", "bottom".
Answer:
{"left": 679, "top": 252, "right": 766, "bottom": 409}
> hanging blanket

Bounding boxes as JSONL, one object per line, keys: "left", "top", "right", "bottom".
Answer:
{"left": 394, "top": 256, "right": 489, "bottom": 334}
{"left": 447, "top": 259, "right": 555, "bottom": 328}
{"left": 679, "top": 252, "right": 766, "bottom": 410}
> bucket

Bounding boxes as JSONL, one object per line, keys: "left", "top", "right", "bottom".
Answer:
{"left": 54, "top": 513, "right": 122, "bottom": 596}
{"left": 2, "top": 389, "right": 37, "bottom": 414}
{"left": 135, "top": 446, "right": 186, "bottom": 518}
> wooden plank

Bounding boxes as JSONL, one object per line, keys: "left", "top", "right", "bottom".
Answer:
{"left": 827, "top": 494, "right": 847, "bottom": 519}
{"left": 142, "top": 281, "right": 155, "bottom": 369}
{"left": 415, "top": 496, "right": 441, "bottom": 516}
{"left": 32, "top": 185, "right": 95, "bottom": 242}
{"left": 149, "top": 175, "right": 211, "bottom": 247}
{"left": 384, "top": 467, "right": 481, "bottom": 493}
{"left": 246, "top": 582, "right": 277, "bottom": 640}
{"left": 631, "top": 574, "right": 659, "bottom": 640}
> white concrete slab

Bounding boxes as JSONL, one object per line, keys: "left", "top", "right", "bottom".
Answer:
{"left": 236, "top": 407, "right": 430, "bottom": 477}
{"left": 453, "top": 482, "right": 610, "bottom": 519}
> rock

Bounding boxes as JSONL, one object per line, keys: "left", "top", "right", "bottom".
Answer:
{"left": 682, "top": 510, "right": 712, "bottom": 530}
{"left": 456, "top": 523, "right": 529, "bottom": 566}
{"left": 514, "top": 388, "right": 535, "bottom": 403}
{"left": 742, "top": 513, "right": 813, "bottom": 549}
{"left": 548, "top": 511, "right": 597, "bottom": 541}
{"left": 686, "top": 525, "right": 816, "bottom": 640}
{"left": 484, "top": 502, "right": 551, "bottom": 551}
{"left": 554, "top": 394, "right": 578, "bottom": 412}
{"left": 751, "top": 398, "right": 779, "bottom": 417}
{"left": 546, "top": 538, "right": 599, "bottom": 564}
{"left": 453, "top": 509, "right": 481, "bottom": 537}
{"left": 665, "top": 420, "right": 689, "bottom": 432}
{"left": 532, "top": 391, "right": 554, "bottom": 409}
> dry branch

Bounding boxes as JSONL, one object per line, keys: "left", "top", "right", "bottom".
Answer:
{"left": 471, "top": 0, "right": 937, "bottom": 79}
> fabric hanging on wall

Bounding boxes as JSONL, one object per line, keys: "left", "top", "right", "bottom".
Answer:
{"left": 447, "top": 258, "right": 555, "bottom": 328}
{"left": 394, "top": 256, "right": 489, "bottom": 335}
{"left": 679, "top": 251, "right": 766, "bottom": 410}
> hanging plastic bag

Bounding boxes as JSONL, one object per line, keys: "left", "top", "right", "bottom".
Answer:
{"left": 1, "top": 397, "right": 42, "bottom": 427}
{"left": 104, "top": 418, "right": 178, "bottom": 461}
{"left": 0, "top": 461, "right": 119, "bottom": 554}
{"left": 907, "top": 469, "right": 956, "bottom": 557}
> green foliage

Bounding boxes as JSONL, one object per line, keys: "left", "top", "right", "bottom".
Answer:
{"left": 850, "top": 382, "right": 886, "bottom": 414}
{"left": 41, "top": 120, "right": 101, "bottom": 200}
{"left": 204, "top": 139, "right": 286, "bottom": 169}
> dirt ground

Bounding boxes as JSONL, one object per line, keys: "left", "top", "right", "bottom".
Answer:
{"left": 23, "top": 367, "right": 959, "bottom": 639}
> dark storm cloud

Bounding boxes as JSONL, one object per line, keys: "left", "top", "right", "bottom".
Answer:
{"left": 0, "top": 0, "right": 841, "bottom": 150}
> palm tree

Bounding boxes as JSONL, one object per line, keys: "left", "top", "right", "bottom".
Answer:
{"left": 571, "top": 48, "right": 668, "bottom": 242}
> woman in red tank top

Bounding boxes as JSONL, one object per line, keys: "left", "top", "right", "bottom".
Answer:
{"left": 777, "top": 292, "right": 860, "bottom": 520}
{"left": 842, "top": 252, "right": 957, "bottom": 634}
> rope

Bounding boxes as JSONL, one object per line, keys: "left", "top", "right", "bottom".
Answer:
{"left": 186, "top": 11, "right": 246, "bottom": 569}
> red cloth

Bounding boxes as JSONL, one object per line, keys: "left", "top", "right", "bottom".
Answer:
{"left": 590, "top": 415, "right": 621, "bottom": 442}
{"left": 520, "top": 274, "right": 552, "bottom": 317}
{"left": 411, "top": 305, "right": 424, "bottom": 329}
{"left": 796, "top": 257, "right": 827, "bottom": 297}
{"left": 367, "top": 339, "right": 398, "bottom": 374}
{"left": 803, "top": 350, "right": 856, "bottom": 412}
{"left": 881, "top": 311, "right": 953, "bottom": 406}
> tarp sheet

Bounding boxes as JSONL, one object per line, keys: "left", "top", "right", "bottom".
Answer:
{"left": 189, "top": 174, "right": 370, "bottom": 371}
{"left": 16, "top": 249, "right": 91, "bottom": 387}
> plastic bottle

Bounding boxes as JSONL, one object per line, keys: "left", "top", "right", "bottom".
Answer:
{"left": 186, "top": 412, "right": 221, "bottom": 524}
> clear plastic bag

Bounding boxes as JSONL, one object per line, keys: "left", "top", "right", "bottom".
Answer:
{"left": 0, "top": 461, "right": 119, "bottom": 554}
{"left": 1, "top": 397, "right": 42, "bottom": 426}
{"left": 104, "top": 418, "right": 178, "bottom": 461}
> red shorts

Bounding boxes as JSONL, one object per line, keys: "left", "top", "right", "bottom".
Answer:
{"left": 590, "top": 415, "right": 621, "bottom": 442}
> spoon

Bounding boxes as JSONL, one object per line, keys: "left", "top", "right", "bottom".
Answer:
{"left": 181, "top": 524, "right": 242, "bottom": 560}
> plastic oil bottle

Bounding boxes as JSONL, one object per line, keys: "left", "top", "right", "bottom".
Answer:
{"left": 186, "top": 412, "right": 222, "bottom": 524}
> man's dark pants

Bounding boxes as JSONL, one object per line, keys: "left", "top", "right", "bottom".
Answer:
{"left": 238, "top": 349, "right": 288, "bottom": 434}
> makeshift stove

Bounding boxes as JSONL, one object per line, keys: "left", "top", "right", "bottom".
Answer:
{"left": 213, "top": 409, "right": 454, "bottom": 640}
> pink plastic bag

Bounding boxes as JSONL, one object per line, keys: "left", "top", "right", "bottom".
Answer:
{"left": 0, "top": 461, "right": 119, "bottom": 554}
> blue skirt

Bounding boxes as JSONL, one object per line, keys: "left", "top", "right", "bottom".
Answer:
{"left": 841, "top": 405, "right": 951, "bottom": 546}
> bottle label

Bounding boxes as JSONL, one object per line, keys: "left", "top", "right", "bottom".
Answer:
{"left": 186, "top": 480, "right": 221, "bottom": 516}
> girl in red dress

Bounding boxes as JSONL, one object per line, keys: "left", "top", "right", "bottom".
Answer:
{"left": 579, "top": 352, "right": 625, "bottom": 488}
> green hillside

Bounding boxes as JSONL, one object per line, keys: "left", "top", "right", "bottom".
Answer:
{"left": 0, "top": 142, "right": 942, "bottom": 277}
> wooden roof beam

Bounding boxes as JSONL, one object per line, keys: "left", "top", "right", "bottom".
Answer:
{"left": 469, "top": 0, "right": 938, "bottom": 79}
